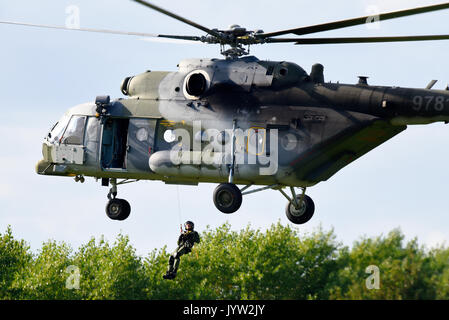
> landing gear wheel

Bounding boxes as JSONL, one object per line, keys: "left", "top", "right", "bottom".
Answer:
{"left": 213, "top": 183, "right": 242, "bottom": 214}
{"left": 106, "top": 198, "right": 131, "bottom": 221}
{"left": 285, "top": 194, "right": 315, "bottom": 224}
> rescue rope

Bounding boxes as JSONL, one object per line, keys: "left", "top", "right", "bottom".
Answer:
{"left": 176, "top": 185, "right": 198, "bottom": 259}
{"left": 176, "top": 185, "right": 183, "bottom": 230}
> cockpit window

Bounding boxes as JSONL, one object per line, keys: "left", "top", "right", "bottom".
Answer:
{"left": 60, "top": 115, "right": 87, "bottom": 145}
{"left": 48, "top": 114, "right": 70, "bottom": 144}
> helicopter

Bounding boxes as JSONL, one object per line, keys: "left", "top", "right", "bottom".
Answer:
{"left": 4, "top": 1, "right": 449, "bottom": 224}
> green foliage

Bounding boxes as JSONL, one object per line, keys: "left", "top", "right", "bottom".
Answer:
{"left": 429, "top": 246, "right": 449, "bottom": 299}
{"left": 0, "top": 224, "right": 448, "bottom": 300}
{"left": 16, "top": 240, "right": 74, "bottom": 299}
{"left": 0, "top": 226, "right": 32, "bottom": 299}
{"left": 72, "top": 234, "right": 148, "bottom": 299}
{"left": 328, "top": 229, "right": 436, "bottom": 299}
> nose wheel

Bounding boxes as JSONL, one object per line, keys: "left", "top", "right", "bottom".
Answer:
{"left": 106, "top": 198, "right": 131, "bottom": 221}
{"left": 104, "top": 178, "right": 134, "bottom": 221}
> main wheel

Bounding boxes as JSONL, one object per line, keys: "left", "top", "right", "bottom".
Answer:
{"left": 213, "top": 183, "right": 242, "bottom": 214}
{"left": 285, "top": 195, "right": 315, "bottom": 224}
{"left": 105, "top": 198, "right": 131, "bottom": 221}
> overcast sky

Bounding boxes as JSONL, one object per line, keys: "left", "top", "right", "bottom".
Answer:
{"left": 1, "top": 0, "right": 449, "bottom": 256}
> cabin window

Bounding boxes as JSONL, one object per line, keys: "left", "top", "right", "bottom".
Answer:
{"left": 163, "top": 129, "right": 177, "bottom": 143}
{"left": 246, "top": 127, "right": 266, "bottom": 155}
{"left": 61, "top": 115, "right": 86, "bottom": 145}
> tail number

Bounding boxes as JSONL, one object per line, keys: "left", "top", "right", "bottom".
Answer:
{"left": 413, "top": 96, "right": 447, "bottom": 112}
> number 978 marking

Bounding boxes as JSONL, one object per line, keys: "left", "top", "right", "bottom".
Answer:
{"left": 412, "top": 96, "right": 448, "bottom": 112}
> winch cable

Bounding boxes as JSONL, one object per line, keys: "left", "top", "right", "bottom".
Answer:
{"left": 176, "top": 185, "right": 183, "bottom": 232}
{"left": 176, "top": 185, "right": 198, "bottom": 259}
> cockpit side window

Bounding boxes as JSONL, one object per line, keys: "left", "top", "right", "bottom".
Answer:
{"left": 61, "top": 115, "right": 87, "bottom": 145}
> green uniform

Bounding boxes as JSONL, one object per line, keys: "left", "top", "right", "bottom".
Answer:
{"left": 167, "top": 230, "right": 200, "bottom": 276}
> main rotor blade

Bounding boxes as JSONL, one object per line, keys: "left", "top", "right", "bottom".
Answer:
{"left": 261, "top": 2, "right": 449, "bottom": 38}
{"left": 132, "top": 0, "right": 223, "bottom": 39}
{"left": 0, "top": 20, "right": 201, "bottom": 41}
{"left": 267, "top": 35, "right": 449, "bottom": 44}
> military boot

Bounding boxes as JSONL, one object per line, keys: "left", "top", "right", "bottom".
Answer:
{"left": 163, "top": 271, "right": 177, "bottom": 280}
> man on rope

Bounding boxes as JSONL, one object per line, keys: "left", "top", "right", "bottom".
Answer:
{"left": 163, "top": 220, "right": 200, "bottom": 280}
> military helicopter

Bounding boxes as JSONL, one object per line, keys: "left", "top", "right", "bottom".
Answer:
{"left": 4, "top": 1, "right": 449, "bottom": 224}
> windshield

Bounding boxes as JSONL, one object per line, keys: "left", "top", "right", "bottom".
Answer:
{"left": 47, "top": 114, "right": 70, "bottom": 144}
{"left": 60, "top": 115, "right": 86, "bottom": 145}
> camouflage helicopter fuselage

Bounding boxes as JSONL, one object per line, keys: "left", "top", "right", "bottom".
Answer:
{"left": 36, "top": 56, "right": 449, "bottom": 191}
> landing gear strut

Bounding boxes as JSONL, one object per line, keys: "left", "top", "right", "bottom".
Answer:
{"left": 211, "top": 120, "right": 315, "bottom": 222}
{"left": 213, "top": 120, "right": 242, "bottom": 214}
{"left": 104, "top": 178, "right": 133, "bottom": 221}
{"left": 280, "top": 187, "right": 315, "bottom": 224}
{"left": 213, "top": 183, "right": 315, "bottom": 225}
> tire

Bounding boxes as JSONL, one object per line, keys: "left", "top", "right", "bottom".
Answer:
{"left": 285, "top": 194, "right": 315, "bottom": 224}
{"left": 106, "top": 198, "right": 131, "bottom": 221}
{"left": 213, "top": 183, "right": 242, "bottom": 214}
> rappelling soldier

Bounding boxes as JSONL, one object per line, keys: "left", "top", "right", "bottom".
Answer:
{"left": 163, "top": 220, "right": 200, "bottom": 280}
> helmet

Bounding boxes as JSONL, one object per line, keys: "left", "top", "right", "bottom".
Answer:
{"left": 185, "top": 221, "right": 194, "bottom": 230}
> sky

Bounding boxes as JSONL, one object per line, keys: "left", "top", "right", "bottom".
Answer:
{"left": 0, "top": 0, "right": 449, "bottom": 256}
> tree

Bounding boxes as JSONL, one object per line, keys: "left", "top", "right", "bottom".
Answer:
{"left": 429, "top": 246, "right": 449, "bottom": 299}
{"left": 144, "top": 222, "right": 341, "bottom": 300}
{"left": 1, "top": 224, "right": 448, "bottom": 300}
{"left": 15, "top": 240, "right": 75, "bottom": 299}
{"left": 72, "top": 234, "right": 148, "bottom": 299}
{"left": 0, "top": 226, "right": 32, "bottom": 299}
{"left": 329, "top": 229, "right": 436, "bottom": 299}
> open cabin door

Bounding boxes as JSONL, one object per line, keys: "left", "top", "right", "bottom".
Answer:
{"left": 101, "top": 118, "right": 129, "bottom": 170}
{"left": 100, "top": 117, "right": 158, "bottom": 172}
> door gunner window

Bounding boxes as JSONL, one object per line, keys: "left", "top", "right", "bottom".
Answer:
{"left": 61, "top": 116, "right": 86, "bottom": 145}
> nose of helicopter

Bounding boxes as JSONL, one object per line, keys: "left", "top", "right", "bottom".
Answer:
{"left": 35, "top": 159, "right": 50, "bottom": 175}
{"left": 35, "top": 142, "right": 62, "bottom": 176}
{"left": 35, "top": 158, "right": 70, "bottom": 176}
{"left": 35, "top": 139, "right": 54, "bottom": 175}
